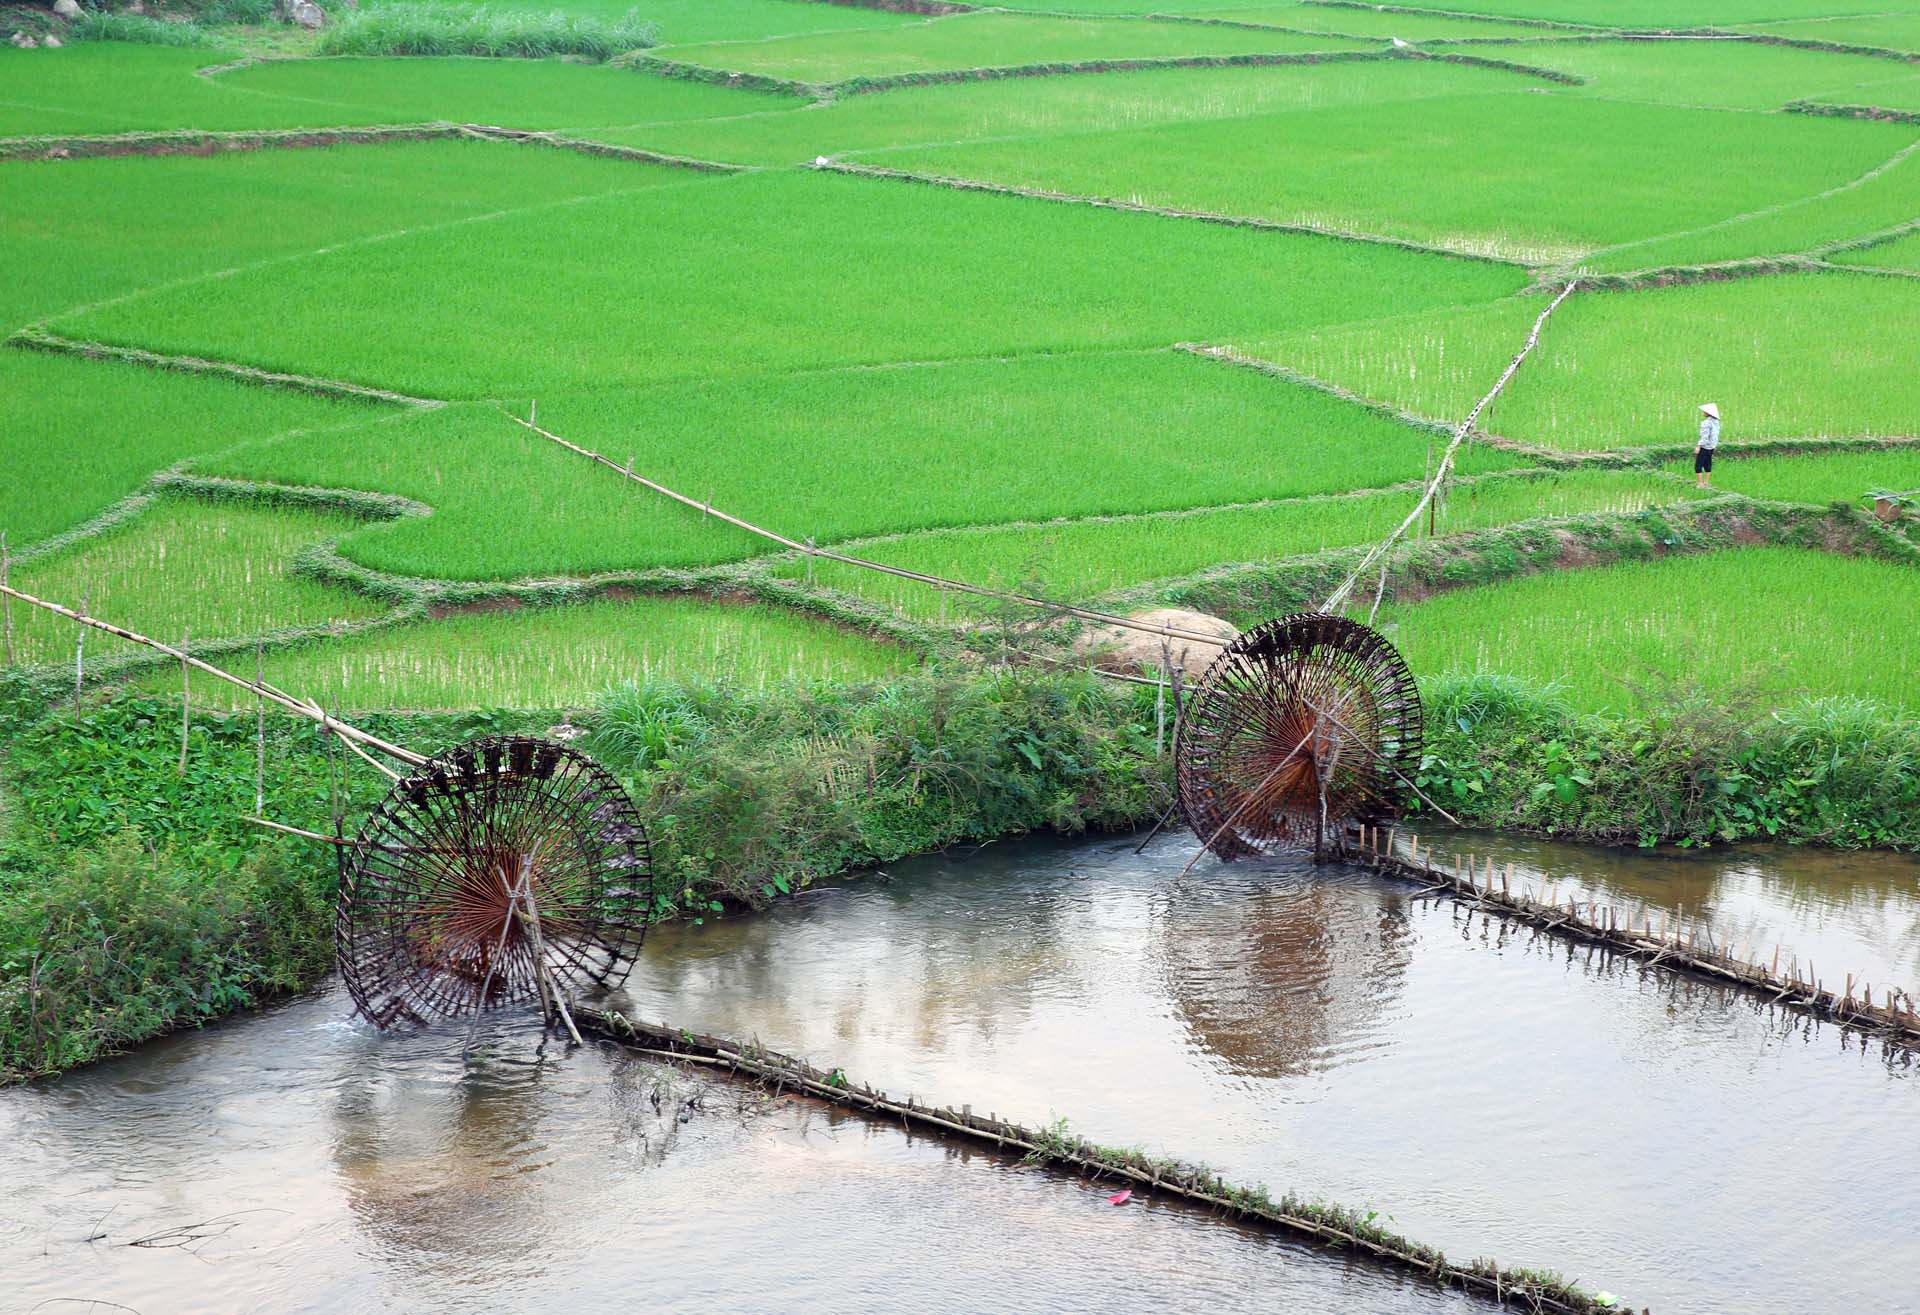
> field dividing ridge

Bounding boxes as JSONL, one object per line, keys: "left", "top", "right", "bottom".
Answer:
{"left": 10, "top": 329, "right": 446, "bottom": 410}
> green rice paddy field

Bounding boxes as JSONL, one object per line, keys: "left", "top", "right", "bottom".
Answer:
{"left": 0, "top": 1, "right": 1915, "bottom": 712}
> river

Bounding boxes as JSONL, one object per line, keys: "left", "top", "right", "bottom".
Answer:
{"left": 7, "top": 832, "right": 1916, "bottom": 1313}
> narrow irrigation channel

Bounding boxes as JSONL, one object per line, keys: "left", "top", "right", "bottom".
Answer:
{"left": 7, "top": 834, "right": 1915, "bottom": 1314}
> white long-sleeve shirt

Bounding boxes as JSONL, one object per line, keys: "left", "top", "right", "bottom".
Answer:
{"left": 1698, "top": 416, "right": 1720, "bottom": 450}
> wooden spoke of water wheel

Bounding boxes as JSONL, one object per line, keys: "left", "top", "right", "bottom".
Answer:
{"left": 1175, "top": 613, "right": 1422, "bottom": 861}
{"left": 337, "top": 736, "right": 653, "bottom": 1030}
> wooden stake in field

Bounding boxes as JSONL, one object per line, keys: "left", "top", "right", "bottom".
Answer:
{"left": 255, "top": 641, "right": 266, "bottom": 818}
{"left": 1156, "top": 639, "right": 1170, "bottom": 758}
{"left": 73, "top": 591, "right": 89, "bottom": 715}
{"left": 178, "top": 626, "right": 191, "bottom": 775}
{"left": 1, "top": 532, "right": 11, "bottom": 666}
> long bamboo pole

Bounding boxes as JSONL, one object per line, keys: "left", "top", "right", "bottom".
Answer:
{"left": 1322, "top": 281, "right": 1578, "bottom": 614}
{"left": 0, "top": 582, "right": 427, "bottom": 768}
{"left": 513, "top": 283, "right": 1574, "bottom": 639}
{"left": 509, "top": 413, "right": 1235, "bottom": 650}
{"left": 1, "top": 532, "right": 12, "bottom": 666}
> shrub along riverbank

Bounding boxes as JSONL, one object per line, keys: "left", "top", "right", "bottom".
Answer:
{"left": 3, "top": 662, "right": 1915, "bottom": 1081}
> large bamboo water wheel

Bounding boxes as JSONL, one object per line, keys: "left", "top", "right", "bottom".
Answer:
{"left": 1175, "top": 613, "right": 1421, "bottom": 861}
{"left": 337, "top": 735, "right": 654, "bottom": 1030}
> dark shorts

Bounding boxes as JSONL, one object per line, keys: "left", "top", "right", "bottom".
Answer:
{"left": 1694, "top": 447, "right": 1714, "bottom": 473}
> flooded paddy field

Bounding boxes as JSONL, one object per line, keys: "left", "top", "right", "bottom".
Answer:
{"left": 9, "top": 833, "right": 1913, "bottom": 1314}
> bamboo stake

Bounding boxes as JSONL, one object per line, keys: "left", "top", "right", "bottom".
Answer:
{"left": 523, "top": 889, "right": 585, "bottom": 1048}
{"left": 1, "top": 532, "right": 11, "bottom": 666}
{"left": 0, "top": 583, "right": 425, "bottom": 768}
{"left": 178, "top": 627, "right": 191, "bottom": 775}
{"left": 73, "top": 591, "right": 88, "bottom": 715}
{"left": 1155, "top": 640, "right": 1169, "bottom": 758}
{"left": 246, "top": 815, "right": 360, "bottom": 846}
{"left": 255, "top": 642, "right": 266, "bottom": 817}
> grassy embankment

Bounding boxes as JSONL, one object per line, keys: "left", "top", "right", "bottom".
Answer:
{"left": 0, "top": 666, "right": 1164, "bottom": 1080}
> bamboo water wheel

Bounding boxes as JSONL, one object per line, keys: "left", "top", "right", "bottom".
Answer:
{"left": 1174, "top": 613, "right": 1421, "bottom": 861}
{"left": 337, "top": 735, "right": 654, "bottom": 1030}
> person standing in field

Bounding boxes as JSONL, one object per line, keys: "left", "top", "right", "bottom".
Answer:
{"left": 1694, "top": 402, "right": 1721, "bottom": 489}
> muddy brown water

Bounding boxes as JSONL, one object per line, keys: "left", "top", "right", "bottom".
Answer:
{"left": 6, "top": 833, "right": 1917, "bottom": 1314}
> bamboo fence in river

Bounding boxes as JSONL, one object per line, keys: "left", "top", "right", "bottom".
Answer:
{"left": 579, "top": 1008, "right": 1629, "bottom": 1315}
{"left": 1356, "top": 825, "right": 1920, "bottom": 1048}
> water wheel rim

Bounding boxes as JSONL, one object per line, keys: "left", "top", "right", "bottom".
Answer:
{"left": 336, "top": 735, "right": 653, "bottom": 1029}
{"left": 1175, "top": 613, "right": 1421, "bottom": 861}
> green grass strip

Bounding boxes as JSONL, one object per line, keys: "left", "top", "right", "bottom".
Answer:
{"left": 0, "top": 123, "right": 462, "bottom": 162}
{"left": 11, "top": 328, "right": 445, "bottom": 410}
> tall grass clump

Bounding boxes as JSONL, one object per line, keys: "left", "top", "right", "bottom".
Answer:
{"left": 315, "top": 4, "right": 658, "bottom": 61}
{"left": 67, "top": 11, "right": 219, "bottom": 47}
{"left": 193, "top": 0, "right": 280, "bottom": 23}
{"left": 587, "top": 666, "right": 1165, "bottom": 909}
{"left": 0, "top": 694, "right": 366, "bottom": 1081}
{"left": 0, "top": 834, "right": 332, "bottom": 1081}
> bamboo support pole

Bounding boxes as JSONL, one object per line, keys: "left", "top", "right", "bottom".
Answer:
{"left": 0, "top": 583, "right": 426, "bottom": 769}
{"left": 73, "top": 591, "right": 88, "bottom": 714}
{"left": 1, "top": 532, "right": 11, "bottom": 666}
{"left": 1323, "top": 281, "right": 1578, "bottom": 614}
{"left": 254, "top": 642, "right": 266, "bottom": 817}
{"left": 178, "top": 627, "right": 191, "bottom": 775}
{"left": 510, "top": 412, "right": 1233, "bottom": 650}
{"left": 246, "top": 815, "right": 360, "bottom": 846}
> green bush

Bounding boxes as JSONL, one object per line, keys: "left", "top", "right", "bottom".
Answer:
{"left": 67, "top": 11, "right": 218, "bottom": 46}
{"left": 315, "top": 4, "right": 658, "bottom": 61}
{"left": 194, "top": 0, "right": 279, "bottom": 24}
{"left": 590, "top": 668, "right": 1168, "bottom": 915}
{"left": 1416, "top": 673, "right": 1920, "bottom": 849}
{"left": 0, "top": 833, "right": 333, "bottom": 1081}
